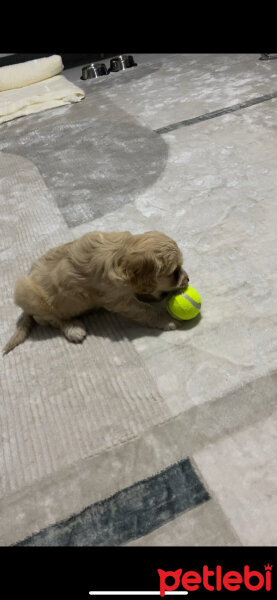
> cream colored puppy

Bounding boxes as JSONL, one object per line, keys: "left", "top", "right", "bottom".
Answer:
{"left": 3, "top": 230, "right": 189, "bottom": 354}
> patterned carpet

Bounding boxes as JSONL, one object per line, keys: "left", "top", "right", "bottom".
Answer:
{"left": 1, "top": 54, "right": 277, "bottom": 546}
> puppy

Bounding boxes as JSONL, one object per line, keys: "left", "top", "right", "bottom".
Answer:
{"left": 3, "top": 230, "right": 189, "bottom": 354}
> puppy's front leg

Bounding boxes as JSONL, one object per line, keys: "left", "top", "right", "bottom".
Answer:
{"left": 107, "top": 297, "right": 178, "bottom": 331}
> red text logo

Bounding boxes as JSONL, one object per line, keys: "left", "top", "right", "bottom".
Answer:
{"left": 158, "top": 564, "right": 273, "bottom": 594}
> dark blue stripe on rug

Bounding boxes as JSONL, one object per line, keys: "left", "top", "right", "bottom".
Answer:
{"left": 16, "top": 458, "right": 210, "bottom": 546}
{"left": 155, "top": 91, "right": 277, "bottom": 134}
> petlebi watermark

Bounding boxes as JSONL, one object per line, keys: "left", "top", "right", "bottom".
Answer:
{"left": 158, "top": 564, "right": 273, "bottom": 594}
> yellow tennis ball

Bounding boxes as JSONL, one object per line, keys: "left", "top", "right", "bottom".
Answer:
{"left": 167, "top": 285, "right": 202, "bottom": 321}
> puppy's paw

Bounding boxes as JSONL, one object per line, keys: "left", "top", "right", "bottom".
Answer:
{"left": 162, "top": 319, "right": 178, "bottom": 331}
{"left": 151, "top": 316, "right": 178, "bottom": 331}
{"left": 63, "top": 321, "right": 87, "bottom": 343}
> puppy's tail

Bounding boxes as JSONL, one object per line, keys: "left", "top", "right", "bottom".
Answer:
{"left": 3, "top": 313, "right": 34, "bottom": 355}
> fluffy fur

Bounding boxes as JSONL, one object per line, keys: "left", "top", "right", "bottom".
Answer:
{"left": 3, "top": 230, "right": 189, "bottom": 354}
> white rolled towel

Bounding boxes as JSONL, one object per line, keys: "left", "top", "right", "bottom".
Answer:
{"left": 0, "top": 55, "right": 64, "bottom": 91}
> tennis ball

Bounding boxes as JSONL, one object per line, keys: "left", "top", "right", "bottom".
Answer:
{"left": 167, "top": 285, "right": 202, "bottom": 321}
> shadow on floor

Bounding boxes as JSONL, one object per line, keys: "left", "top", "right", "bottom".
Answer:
{"left": 25, "top": 306, "right": 202, "bottom": 348}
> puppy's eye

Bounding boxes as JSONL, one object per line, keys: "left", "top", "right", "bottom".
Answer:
{"left": 173, "top": 268, "right": 180, "bottom": 281}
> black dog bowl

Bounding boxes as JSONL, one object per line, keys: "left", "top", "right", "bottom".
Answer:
{"left": 109, "top": 55, "right": 137, "bottom": 72}
{"left": 81, "top": 63, "right": 109, "bottom": 80}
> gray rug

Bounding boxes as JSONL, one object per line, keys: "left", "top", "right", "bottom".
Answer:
{"left": 0, "top": 92, "right": 168, "bottom": 227}
{"left": 1, "top": 53, "right": 277, "bottom": 547}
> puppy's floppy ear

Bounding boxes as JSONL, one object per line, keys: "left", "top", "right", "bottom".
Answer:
{"left": 125, "top": 252, "right": 158, "bottom": 293}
